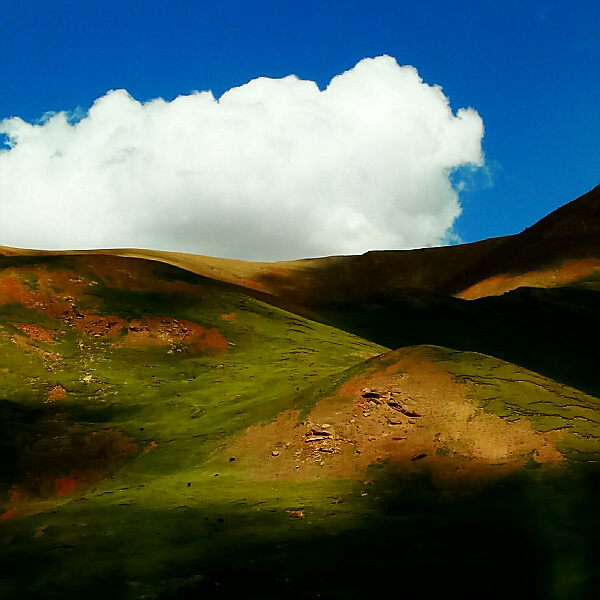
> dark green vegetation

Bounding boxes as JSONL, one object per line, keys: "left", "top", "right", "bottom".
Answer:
{"left": 1, "top": 187, "right": 599, "bottom": 600}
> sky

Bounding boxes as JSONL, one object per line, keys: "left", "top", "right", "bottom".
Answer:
{"left": 0, "top": 0, "right": 598, "bottom": 261}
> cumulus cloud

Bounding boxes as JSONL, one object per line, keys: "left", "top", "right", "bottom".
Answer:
{"left": 0, "top": 56, "right": 484, "bottom": 260}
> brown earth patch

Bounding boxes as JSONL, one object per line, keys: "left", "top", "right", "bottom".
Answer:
{"left": 0, "top": 268, "right": 93, "bottom": 320}
{"left": 457, "top": 259, "right": 600, "bottom": 299}
{"left": 71, "top": 314, "right": 127, "bottom": 338}
{"left": 223, "top": 350, "right": 564, "bottom": 485}
{"left": 55, "top": 474, "right": 77, "bottom": 496}
{"left": 117, "top": 317, "right": 228, "bottom": 353}
{"left": 45, "top": 385, "right": 66, "bottom": 403}
{"left": 0, "top": 268, "right": 227, "bottom": 354}
{"left": 10, "top": 322, "right": 60, "bottom": 343}
{"left": 220, "top": 313, "right": 236, "bottom": 322}
{"left": 4, "top": 330, "right": 62, "bottom": 365}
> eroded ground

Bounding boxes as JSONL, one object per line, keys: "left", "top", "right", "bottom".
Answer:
{"left": 219, "top": 347, "right": 574, "bottom": 486}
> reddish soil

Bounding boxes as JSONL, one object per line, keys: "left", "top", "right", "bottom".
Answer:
{"left": 55, "top": 474, "right": 77, "bottom": 496}
{"left": 1, "top": 427, "right": 138, "bottom": 519}
{"left": 223, "top": 348, "right": 564, "bottom": 486}
{"left": 0, "top": 268, "right": 228, "bottom": 354}
{"left": 0, "top": 268, "right": 95, "bottom": 318}
{"left": 118, "top": 317, "right": 228, "bottom": 353}
{"left": 10, "top": 322, "right": 60, "bottom": 343}
{"left": 71, "top": 314, "right": 127, "bottom": 338}
{"left": 143, "top": 441, "right": 158, "bottom": 454}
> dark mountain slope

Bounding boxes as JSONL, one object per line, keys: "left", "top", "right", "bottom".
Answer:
{"left": 255, "top": 236, "right": 509, "bottom": 304}
{"left": 251, "top": 185, "right": 600, "bottom": 303}
{"left": 443, "top": 184, "right": 600, "bottom": 295}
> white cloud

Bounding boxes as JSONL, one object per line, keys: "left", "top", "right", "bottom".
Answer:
{"left": 0, "top": 56, "right": 484, "bottom": 261}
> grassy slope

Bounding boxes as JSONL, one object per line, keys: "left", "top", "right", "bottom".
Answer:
{"left": 0, "top": 254, "right": 387, "bottom": 596}
{"left": 1, "top": 254, "right": 600, "bottom": 599}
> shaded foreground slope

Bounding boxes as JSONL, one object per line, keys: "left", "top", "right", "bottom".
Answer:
{"left": 1, "top": 251, "right": 600, "bottom": 599}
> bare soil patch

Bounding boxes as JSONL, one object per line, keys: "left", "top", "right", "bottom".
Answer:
{"left": 223, "top": 349, "right": 564, "bottom": 485}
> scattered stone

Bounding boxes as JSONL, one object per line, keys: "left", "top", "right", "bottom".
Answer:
{"left": 271, "top": 451, "right": 280, "bottom": 457}
{"left": 401, "top": 408, "right": 421, "bottom": 418}
{"left": 34, "top": 526, "right": 46, "bottom": 538}
{"left": 411, "top": 453, "right": 427, "bottom": 461}
{"left": 45, "top": 384, "right": 66, "bottom": 403}
{"left": 287, "top": 510, "right": 304, "bottom": 518}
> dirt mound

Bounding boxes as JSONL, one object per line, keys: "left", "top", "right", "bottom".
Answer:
{"left": 221, "top": 347, "right": 566, "bottom": 486}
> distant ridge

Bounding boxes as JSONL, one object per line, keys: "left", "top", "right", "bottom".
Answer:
{"left": 1, "top": 185, "right": 598, "bottom": 302}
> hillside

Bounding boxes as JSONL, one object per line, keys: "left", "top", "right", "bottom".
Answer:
{"left": 1, "top": 186, "right": 599, "bottom": 599}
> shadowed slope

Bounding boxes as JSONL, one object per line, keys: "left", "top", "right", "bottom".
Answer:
{"left": 309, "top": 284, "right": 600, "bottom": 398}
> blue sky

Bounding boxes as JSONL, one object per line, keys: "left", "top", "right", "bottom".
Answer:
{"left": 0, "top": 0, "right": 598, "bottom": 258}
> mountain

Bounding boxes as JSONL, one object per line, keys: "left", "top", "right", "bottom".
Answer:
{"left": 0, "top": 185, "right": 598, "bottom": 599}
